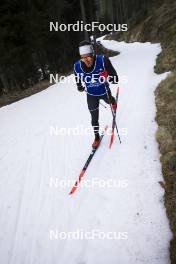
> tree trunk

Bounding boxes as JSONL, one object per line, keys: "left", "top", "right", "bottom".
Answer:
{"left": 79, "top": 0, "right": 89, "bottom": 40}
{"left": 0, "top": 69, "right": 9, "bottom": 94}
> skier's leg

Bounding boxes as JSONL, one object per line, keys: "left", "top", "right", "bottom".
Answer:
{"left": 102, "top": 88, "right": 115, "bottom": 104}
{"left": 101, "top": 88, "right": 117, "bottom": 110}
{"left": 87, "top": 94, "right": 100, "bottom": 138}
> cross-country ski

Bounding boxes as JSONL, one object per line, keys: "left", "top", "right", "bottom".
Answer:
{"left": 69, "top": 125, "right": 108, "bottom": 195}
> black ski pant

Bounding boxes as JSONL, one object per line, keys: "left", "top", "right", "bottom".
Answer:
{"left": 87, "top": 89, "right": 116, "bottom": 137}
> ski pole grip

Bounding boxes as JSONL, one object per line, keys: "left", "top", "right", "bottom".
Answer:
{"left": 99, "top": 70, "right": 108, "bottom": 78}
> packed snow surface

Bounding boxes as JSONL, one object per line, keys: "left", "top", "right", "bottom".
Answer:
{"left": 0, "top": 39, "right": 172, "bottom": 264}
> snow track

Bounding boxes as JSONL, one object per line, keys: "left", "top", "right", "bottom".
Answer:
{"left": 0, "top": 39, "right": 172, "bottom": 264}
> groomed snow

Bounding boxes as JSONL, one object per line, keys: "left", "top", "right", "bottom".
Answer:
{"left": 0, "top": 39, "right": 172, "bottom": 264}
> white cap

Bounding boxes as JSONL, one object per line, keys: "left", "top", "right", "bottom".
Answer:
{"left": 79, "top": 45, "right": 93, "bottom": 55}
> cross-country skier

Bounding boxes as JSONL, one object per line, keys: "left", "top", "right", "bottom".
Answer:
{"left": 74, "top": 40, "right": 119, "bottom": 148}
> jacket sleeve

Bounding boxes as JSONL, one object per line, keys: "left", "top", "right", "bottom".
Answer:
{"left": 104, "top": 56, "right": 119, "bottom": 84}
{"left": 74, "top": 68, "right": 84, "bottom": 91}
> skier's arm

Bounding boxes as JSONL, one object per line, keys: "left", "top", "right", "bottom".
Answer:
{"left": 74, "top": 70, "right": 85, "bottom": 92}
{"left": 104, "top": 56, "right": 118, "bottom": 84}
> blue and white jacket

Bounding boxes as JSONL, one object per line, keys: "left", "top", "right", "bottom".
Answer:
{"left": 74, "top": 54, "right": 108, "bottom": 96}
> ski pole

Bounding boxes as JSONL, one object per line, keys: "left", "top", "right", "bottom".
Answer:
{"left": 105, "top": 84, "right": 121, "bottom": 144}
{"left": 99, "top": 101, "right": 107, "bottom": 108}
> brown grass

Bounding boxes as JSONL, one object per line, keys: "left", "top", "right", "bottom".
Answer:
{"left": 0, "top": 79, "right": 53, "bottom": 108}
{"left": 155, "top": 71, "right": 176, "bottom": 263}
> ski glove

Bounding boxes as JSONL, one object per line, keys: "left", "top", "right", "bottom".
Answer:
{"left": 78, "top": 85, "right": 85, "bottom": 92}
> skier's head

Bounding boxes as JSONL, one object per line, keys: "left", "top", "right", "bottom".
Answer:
{"left": 79, "top": 40, "right": 94, "bottom": 68}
